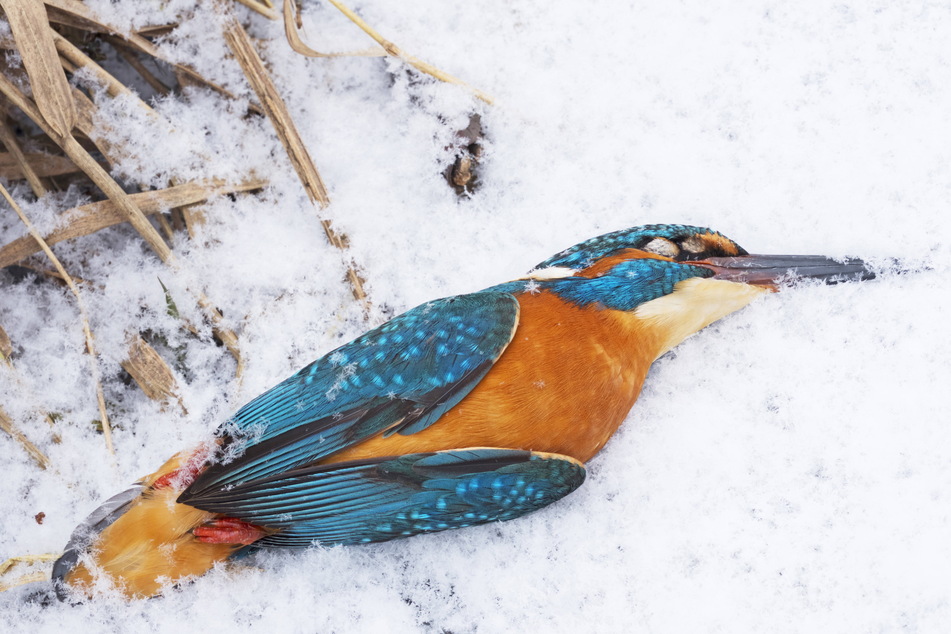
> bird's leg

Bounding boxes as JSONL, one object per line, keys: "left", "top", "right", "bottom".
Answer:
{"left": 192, "top": 518, "right": 268, "bottom": 545}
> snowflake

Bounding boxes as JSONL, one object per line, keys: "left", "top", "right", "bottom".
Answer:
{"left": 329, "top": 351, "right": 345, "bottom": 366}
{"left": 524, "top": 280, "right": 542, "bottom": 295}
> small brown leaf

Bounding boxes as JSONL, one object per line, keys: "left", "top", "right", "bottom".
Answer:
{"left": 121, "top": 335, "right": 184, "bottom": 410}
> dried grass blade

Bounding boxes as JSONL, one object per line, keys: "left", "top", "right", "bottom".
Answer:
{"left": 322, "top": 0, "right": 494, "bottom": 105}
{"left": 0, "top": 182, "right": 113, "bottom": 456}
{"left": 0, "top": 151, "right": 79, "bottom": 180}
{"left": 233, "top": 0, "right": 278, "bottom": 21}
{"left": 0, "top": 179, "right": 266, "bottom": 268}
{"left": 0, "top": 554, "right": 59, "bottom": 577}
{"left": 0, "top": 406, "right": 51, "bottom": 469}
{"left": 1, "top": 0, "right": 77, "bottom": 139}
{"left": 3, "top": 9, "right": 245, "bottom": 375}
{"left": 107, "top": 39, "right": 171, "bottom": 96}
{"left": 53, "top": 33, "right": 157, "bottom": 119}
{"left": 0, "top": 69, "right": 168, "bottom": 260}
{"left": 0, "top": 570, "right": 48, "bottom": 592}
{"left": 282, "top": 0, "right": 384, "bottom": 59}
{"left": 0, "top": 117, "right": 47, "bottom": 197}
{"left": 0, "top": 323, "right": 11, "bottom": 362}
{"left": 42, "top": 0, "right": 263, "bottom": 114}
{"left": 223, "top": 19, "right": 329, "bottom": 206}
{"left": 223, "top": 17, "right": 368, "bottom": 307}
{"left": 43, "top": 0, "right": 112, "bottom": 33}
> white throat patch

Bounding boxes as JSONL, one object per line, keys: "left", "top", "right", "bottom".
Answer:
{"left": 634, "top": 277, "right": 770, "bottom": 358}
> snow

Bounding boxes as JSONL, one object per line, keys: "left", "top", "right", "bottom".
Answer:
{"left": 2, "top": 0, "right": 951, "bottom": 631}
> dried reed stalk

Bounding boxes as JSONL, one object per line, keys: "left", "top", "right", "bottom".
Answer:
{"left": 0, "top": 74, "right": 243, "bottom": 371}
{"left": 0, "top": 554, "right": 59, "bottom": 592}
{"left": 282, "top": 0, "right": 385, "bottom": 58}
{"left": 107, "top": 39, "right": 171, "bottom": 96}
{"left": 319, "top": 0, "right": 494, "bottom": 105}
{"left": 222, "top": 16, "right": 369, "bottom": 309}
{"left": 43, "top": 0, "right": 264, "bottom": 114}
{"left": 234, "top": 0, "right": 278, "bottom": 21}
{"left": 0, "top": 151, "right": 79, "bottom": 180}
{"left": 0, "top": 117, "right": 47, "bottom": 197}
{"left": 0, "top": 405, "right": 50, "bottom": 469}
{"left": 0, "top": 0, "right": 77, "bottom": 138}
{"left": 0, "top": 570, "right": 47, "bottom": 592}
{"left": 53, "top": 32, "right": 157, "bottom": 118}
{"left": 0, "top": 183, "right": 114, "bottom": 456}
{"left": 0, "top": 324, "right": 11, "bottom": 362}
{"left": 0, "top": 180, "right": 266, "bottom": 268}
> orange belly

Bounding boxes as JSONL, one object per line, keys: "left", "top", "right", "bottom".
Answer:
{"left": 325, "top": 291, "right": 663, "bottom": 465}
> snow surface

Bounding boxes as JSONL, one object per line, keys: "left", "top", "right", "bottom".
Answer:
{"left": 2, "top": 0, "right": 951, "bottom": 631}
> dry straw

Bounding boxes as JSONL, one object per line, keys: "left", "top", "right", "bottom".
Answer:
{"left": 0, "top": 0, "right": 491, "bottom": 590}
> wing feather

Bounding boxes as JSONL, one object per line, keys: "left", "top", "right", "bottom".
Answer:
{"left": 183, "top": 292, "right": 519, "bottom": 499}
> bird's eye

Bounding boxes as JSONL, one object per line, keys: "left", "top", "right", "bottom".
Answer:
{"left": 641, "top": 237, "right": 680, "bottom": 258}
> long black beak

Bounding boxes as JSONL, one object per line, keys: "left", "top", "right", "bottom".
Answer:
{"left": 698, "top": 254, "right": 876, "bottom": 289}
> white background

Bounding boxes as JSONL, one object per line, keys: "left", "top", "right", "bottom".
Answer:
{"left": 1, "top": 1, "right": 950, "bottom": 631}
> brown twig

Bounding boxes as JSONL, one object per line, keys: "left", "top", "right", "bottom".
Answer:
{"left": 121, "top": 335, "right": 187, "bottom": 413}
{"left": 222, "top": 16, "right": 370, "bottom": 310}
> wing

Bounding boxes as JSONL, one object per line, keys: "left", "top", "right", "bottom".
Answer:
{"left": 183, "top": 292, "right": 520, "bottom": 499}
{"left": 185, "top": 448, "right": 585, "bottom": 547}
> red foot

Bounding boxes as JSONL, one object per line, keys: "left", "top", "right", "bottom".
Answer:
{"left": 193, "top": 517, "right": 267, "bottom": 545}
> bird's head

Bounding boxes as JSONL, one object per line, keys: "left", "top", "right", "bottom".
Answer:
{"left": 524, "top": 223, "right": 874, "bottom": 357}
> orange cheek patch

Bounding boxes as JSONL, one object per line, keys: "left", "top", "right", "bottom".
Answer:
{"left": 698, "top": 233, "right": 743, "bottom": 257}
{"left": 578, "top": 249, "right": 673, "bottom": 278}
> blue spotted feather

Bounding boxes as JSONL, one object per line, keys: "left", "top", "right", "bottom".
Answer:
{"left": 183, "top": 292, "right": 520, "bottom": 499}
{"left": 188, "top": 448, "right": 585, "bottom": 547}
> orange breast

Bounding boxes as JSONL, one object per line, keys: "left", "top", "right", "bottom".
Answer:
{"left": 325, "top": 290, "right": 663, "bottom": 465}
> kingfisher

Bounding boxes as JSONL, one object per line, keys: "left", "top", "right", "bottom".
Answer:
{"left": 52, "top": 224, "right": 873, "bottom": 599}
